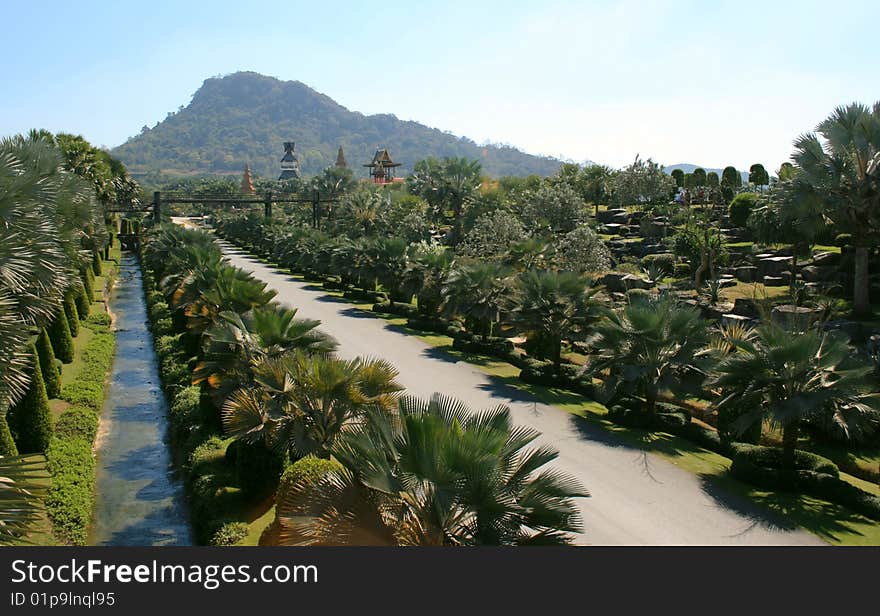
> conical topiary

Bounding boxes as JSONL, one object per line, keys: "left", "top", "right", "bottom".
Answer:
{"left": 36, "top": 328, "right": 61, "bottom": 399}
{"left": 0, "top": 412, "right": 17, "bottom": 456}
{"left": 7, "top": 342, "right": 54, "bottom": 454}
{"left": 63, "top": 292, "right": 79, "bottom": 337}
{"left": 92, "top": 251, "right": 102, "bottom": 276}
{"left": 74, "top": 281, "right": 90, "bottom": 320}
{"left": 81, "top": 268, "right": 94, "bottom": 306}
{"left": 48, "top": 310, "right": 74, "bottom": 364}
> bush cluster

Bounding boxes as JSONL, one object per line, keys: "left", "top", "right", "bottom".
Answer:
{"left": 45, "top": 433, "right": 96, "bottom": 545}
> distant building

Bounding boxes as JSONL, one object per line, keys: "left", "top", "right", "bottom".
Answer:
{"left": 335, "top": 146, "right": 347, "bottom": 169}
{"left": 364, "top": 148, "right": 402, "bottom": 184}
{"left": 240, "top": 163, "right": 256, "bottom": 194}
{"left": 279, "top": 142, "right": 301, "bottom": 180}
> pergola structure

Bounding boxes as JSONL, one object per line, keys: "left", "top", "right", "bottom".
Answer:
{"left": 364, "top": 148, "right": 401, "bottom": 184}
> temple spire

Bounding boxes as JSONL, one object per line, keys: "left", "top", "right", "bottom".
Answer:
{"left": 240, "top": 163, "right": 256, "bottom": 194}
{"left": 335, "top": 146, "right": 347, "bottom": 169}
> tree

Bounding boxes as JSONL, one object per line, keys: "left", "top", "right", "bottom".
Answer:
{"left": 709, "top": 324, "right": 879, "bottom": 468}
{"left": 47, "top": 311, "right": 74, "bottom": 364}
{"left": 692, "top": 167, "right": 707, "bottom": 187}
{"left": 276, "top": 394, "right": 587, "bottom": 545}
{"left": 457, "top": 210, "right": 527, "bottom": 260}
{"left": 408, "top": 157, "right": 482, "bottom": 244}
{"left": 63, "top": 292, "right": 79, "bottom": 338}
{"left": 706, "top": 171, "right": 720, "bottom": 188}
{"left": 671, "top": 168, "right": 685, "bottom": 188}
{"left": 610, "top": 156, "right": 675, "bottom": 207}
{"left": 222, "top": 351, "right": 402, "bottom": 460}
{"left": 777, "top": 162, "right": 797, "bottom": 181}
{"left": 552, "top": 224, "right": 611, "bottom": 273}
{"left": 787, "top": 101, "right": 880, "bottom": 317}
{"left": 401, "top": 243, "right": 453, "bottom": 317}
{"left": 442, "top": 261, "right": 511, "bottom": 339}
{"left": 749, "top": 163, "right": 770, "bottom": 190}
{"left": 516, "top": 183, "right": 588, "bottom": 234}
{"left": 728, "top": 192, "right": 760, "bottom": 228}
{"left": 7, "top": 343, "right": 54, "bottom": 454}
{"left": 721, "top": 166, "right": 742, "bottom": 203}
{"left": 510, "top": 271, "right": 601, "bottom": 369}
{"left": 584, "top": 296, "right": 709, "bottom": 415}
{"left": 35, "top": 329, "right": 61, "bottom": 399}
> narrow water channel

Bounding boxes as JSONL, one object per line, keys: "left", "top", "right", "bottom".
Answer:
{"left": 89, "top": 254, "right": 192, "bottom": 546}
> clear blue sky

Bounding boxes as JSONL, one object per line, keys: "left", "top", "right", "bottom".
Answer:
{"left": 2, "top": 0, "right": 876, "bottom": 172}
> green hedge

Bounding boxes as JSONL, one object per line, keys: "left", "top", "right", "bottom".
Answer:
{"left": 64, "top": 292, "right": 80, "bottom": 338}
{"left": 85, "top": 312, "right": 111, "bottom": 327}
{"left": 55, "top": 406, "right": 99, "bottom": 442}
{"left": 45, "top": 436, "right": 95, "bottom": 545}
{"left": 60, "top": 328, "right": 115, "bottom": 411}
{"left": 81, "top": 267, "right": 94, "bottom": 304}
{"left": 276, "top": 455, "right": 341, "bottom": 505}
{"left": 48, "top": 310, "right": 75, "bottom": 364}
{"left": 0, "top": 413, "right": 17, "bottom": 456}
{"left": 91, "top": 251, "right": 102, "bottom": 276}
{"left": 74, "top": 282, "right": 91, "bottom": 320}
{"left": 36, "top": 328, "right": 62, "bottom": 399}
{"left": 8, "top": 342, "right": 54, "bottom": 454}
{"left": 208, "top": 522, "right": 249, "bottom": 546}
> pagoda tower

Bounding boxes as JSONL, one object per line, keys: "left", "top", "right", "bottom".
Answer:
{"left": 335, "top": 146, "right": 347, "bottom": 169}
{"left": 240, "top": 163, "right": 256, "bottom": 194}
{"left": 364, "top": 148, "right": 401, "bottom": 184}
{"left": 279, "top": 142, "right": 301, "bottom": 180}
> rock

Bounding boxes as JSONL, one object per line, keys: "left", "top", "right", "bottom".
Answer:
{"left": 762, "top": 275, "right": 786, "bottom": 287}
{"left": 757, "top": 256, "right": 792, "bottom": 278}
{"left": 735, "top": 266, "right": 758, "bottom": 282}
{"left": 720, "top": 313, "right": 753, "bottom": 326}
{"left": 621, "top": 274, "right": 655, "bottom": 290}
{"left": 600, "top": 272, "right": 627, "bottom": 292}
{"left": 771, "top": 304, "right": 822, "bottom": 328}
{"left": 811, "top": 251, "right": 840, "bottom": 267}
{"left": 719, "top": 278, "right": 738, "bottom": 289}
{"left": 732, "top": 297, "right": 760, "bottom": 318}
{"left": 800, "top": 265, "right": 835, "bottom": 283}
{"left": 598, "top": 208, "right": 630, "bottom": 224}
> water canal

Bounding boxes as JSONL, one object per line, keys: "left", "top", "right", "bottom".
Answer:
{"left": 89, "top": 254, "right": 192, "bottom": 546}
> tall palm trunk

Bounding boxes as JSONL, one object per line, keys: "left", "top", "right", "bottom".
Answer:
{"left": 781, "top": 420, "right": 799, "bottom": 470}
{"left": 853, "top": 245, "right": 870, "bottom": 317}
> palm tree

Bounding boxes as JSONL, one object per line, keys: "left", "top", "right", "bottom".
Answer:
{"left": 708, "top": 324, "right": 879, "bottom": 469}
{"left": 509, "top": 270, "right": 601, "bottom": 370}
{"left": 584, "top": 295, "right": 710, "bottom": 415}
{"left": 787, "top": 102, "right": 880, "bottom": 317}
{"left": 401, "top": 243, "right": 453, "bottom": 317}
{"left": 275, "top": 394, "right": 587, "bottom": 546}
{"left": 409, "top": 158, "right": 482, "bottom": 244}
{"left": 0, "top": 454, "right": 48, "bottom": 545}
{"left": 441, "top": 261, "right": 511, "bottom": 339}
{"left": 222, "top": 351, "right": 402, "bottom": 459}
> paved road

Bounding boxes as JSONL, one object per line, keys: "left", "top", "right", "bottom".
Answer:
{"left": 218, "top": 240, "right": 824, "bottom": 546}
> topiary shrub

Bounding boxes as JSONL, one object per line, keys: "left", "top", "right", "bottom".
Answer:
{"left": 36, "top": 328, "right": 61, "bottom": 399}
{"left": 85, "top": 312, "right": 111, "bottom": 328}
{"left": 0, "top": 413, "right": 18, "bottom": 456}
{"left": 230, "top": 439, "right": 288, "bottom": 499}
{"left": 209, "top": 521, "right": 249, "bottom": 546}
{"left": 730, "top": 443, "right": 839, "bottom": 478}
{"left": 8, "top": 343, "right": 54, "bottom": 454}
{"left": 276, "top": 455, "right": 342, "bottom": 503}
{"left": 55, "top": 406, "right": 99, "bottom": 442}
{"left": 169, "top": 386, "right": 201, "bottom": 442}
{"left": 728, "top": 192, "right": 760, "bottom": 228}
{"left": 91, "top": 251, "right": 102, "bottom": 276}
{"left": 74, "top": 282, "right": 90, "bottom": 319}
{"left": 48, "top": 310, "right": 75, "bottom": 363}
{"left": 81, "top": 267, "right": 94, "bottom": 304}
{"left": 63, "top": 292, "right": 80, "bottom": 337}
{"left": 61, "top": 381, "right": 104, "bottom": 411}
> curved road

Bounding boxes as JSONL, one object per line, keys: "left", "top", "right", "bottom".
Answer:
{"left": 217, "top": 239, "right": 822, "bottom": 546}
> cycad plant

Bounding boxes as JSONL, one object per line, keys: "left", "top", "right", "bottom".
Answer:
{"left": 0, "top": 454, "right": 49, "bottom": 545}
{"left": 442, "top": 261, "right": 511, "bottom": 339}
{"left": 708, "top": 324, "right": 879, "bottom": 468}
{"left": 584, "top": 295, "right": 710, "bottom": 415}
{"left": 275, "top": 394, "right": 587, "bottom": 546}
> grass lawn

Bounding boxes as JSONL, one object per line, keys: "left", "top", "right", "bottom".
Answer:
{"left": 720, "top": 282, "right": 790, "bottom": 302}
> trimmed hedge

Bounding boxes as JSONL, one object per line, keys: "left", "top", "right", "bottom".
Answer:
{"left": 48, "top": 310, "right": 75, "bottom": 364}
{"left": 45, "top": 435, "right": 95, "bottom": 545}
{"left": 276, "top": 455, "right": 342, "bottom": 504}
{"left": 64, "top": 292, "right": 80, "bottom": 337}
{"left": 81, "top": 267, "right": 94, "bottom": 305}
{"left": 60, "top": 328, "right": 115, "bottom": 411}
{"left": 8, "top": 342, "right": 54, "bottom": 454}
{"left": 74, "top": 282, "right": 90, "bottom": 319}
{"left": 36, "top": 328, "right": 62, "bottom": 399}
{"left": 85, "top": 312, "right": 111, "bottom": 327}
{"left": 372, "top": 301, "right": 419, "bottom": 318}
{"left": 227, "top": 439, "right": 288, "bottom": 499}
{"left": 0, "top": 413, "right": 17, "bottom": 456}
{"left": 55, "top": 406, "right": 99, "bottom": 442}
{"left": 92, "top": 251, "right": 102, "bottom": 276}
{"left": 729, "top": 443, "right": 880, "bottom": 521}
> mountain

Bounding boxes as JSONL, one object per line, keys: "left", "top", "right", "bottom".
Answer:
{"left": 664, "top": 163, "right": 750, "bottom": 183}
{"left": 112, "top": 72, "right": 564, "bottom": 179}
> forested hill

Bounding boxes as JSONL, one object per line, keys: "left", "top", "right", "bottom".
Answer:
{"left": 111, "top": 72, "right": 563, "bottom": 179}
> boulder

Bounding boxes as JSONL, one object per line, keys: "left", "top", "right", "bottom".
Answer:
{"left": 720, "top": 313, "right": 753, "bottom": 327}
{"left": 811, "top": 251, "right": 840, "bottom": 267}
{"left": 771, "top": 304, "right": 823, "bottom": 329}
{"left": 757, "top": 256, "right": 792, "bottom": 278}
{"left": 732, "top": 297, "right": 760, "bottom": 318}
{"left": 598, "top": 208, "right": 629, "bottom": 224}
{"left": 735, "top": 266, "right": 758, "bottom": 283}
{"left": 800, "top": 265, "right": 835, "bottom": 283}
{"left": 762, "top": 275, "right": 786, "bottom": 287}
{"left": 621, "top": 274, "right": 655, "bottom": 290}
{"left": 600, "top": 272, "right": 627, "bottom": 293}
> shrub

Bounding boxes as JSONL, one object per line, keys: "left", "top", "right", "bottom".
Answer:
{"left": 63, "top": 292, "right": 80, "bottom": 337}
{"left": 625, "top": 288, "right": 653, "bottom": 303}
{"left": 642, "top": 253, "right": 676, "bottom": 276}
{"left": 730, "top": 443, "right": 839, "bottom": 476}
{"left": 36, "top": 328, "right": 62, "bottom": 399}
{"left": 230, "top": 439, "right": 288, "bottom": 499}
{"left": 728, "top": 192, "right": 759, "bottom": 228}
{"left": 48, "top": 310, "right": 75, "bottom": 363}
{"left": 81, "top": 267, "right": 94, "bottom": 304}
{"left": 91, "top": 251, "right": 102, "bottom": 276}
{"left": 45, "top": 436, "right": 95, "bottom": 545}
{"left": 209, "top": 522, "right": 249, "bottom": 546}
{"left": 55, "top": 406, "right": 99, "bottom": 442}
{"left": 8, "top": 343, "right": 54, "bottom": 454}
{"left": 276, "top": 455, "right": 342, "bottom": 503}
{"left": 85, "top": 312, "right": 111, "bottom": 327}
{"left": 61, "top": 381, "right": 104, "bottom": 411}
{"left": 74, "top": 282, "right": 90, "bottom": 320}
{"left": 0, "top": 413, "right": 17, "bottom": 456}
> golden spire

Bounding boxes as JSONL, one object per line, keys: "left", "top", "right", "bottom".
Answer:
{"left": 241, "top": 163, "right": 256, "bottom": 194}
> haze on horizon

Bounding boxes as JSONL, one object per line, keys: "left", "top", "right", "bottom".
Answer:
{"left": 1, "top": 0, "right": 876, "bottom": 174}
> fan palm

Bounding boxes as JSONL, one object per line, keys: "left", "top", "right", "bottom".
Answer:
{"left": 441, "top": 261, "right": 511, "bottom": 339}
{"left": 786, "top": 101, "right": 880, "bottom": 316}
{"left": 583, "top": 295, "right": 710, "bottom": 415}
{"left": 401, "top": 243, "right": 453, "bottom": 317}
{"left": 509, "top": 270, "right": 602, "bottom": 369}
{"left": 222, "top": 351, "right": 402, "bottom": 459}
{"left": 275, "top": 394, "right": 587, "bottom": 546}
{"left": 708, "top": 324, "right": 879, "bottom": 468}
{"left": 0, "top": 454, "right": 49, "bottom": 545}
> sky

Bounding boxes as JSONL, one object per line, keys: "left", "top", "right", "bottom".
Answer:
{"left": 1, "top": 0, "right": 876, "bottom": 173}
